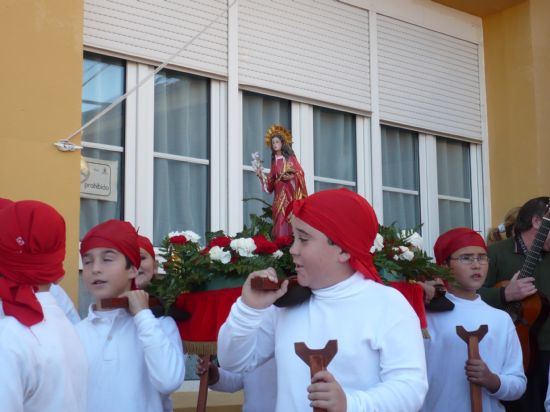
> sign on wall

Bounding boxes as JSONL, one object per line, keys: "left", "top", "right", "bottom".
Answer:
{"left": 80, "top": 157, "right": 118, "bottom": 202}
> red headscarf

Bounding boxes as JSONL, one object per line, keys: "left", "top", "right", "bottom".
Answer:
{"left": 80, "top": 219, "right": 141, "bottom": 269}
{"left": 433, "top": 227, "right": 487, "bottom": 265}
{"left": 138, "top": 235, "right": 155, "bottom": 260}
{"left": 0, "top": 197, "right": 14, "bottom": 209}
{"left": 0, "top": 200, "right": 66, "bottom": 326}
{"left": 292, "top": 188, "right": 381, "bottom": 282}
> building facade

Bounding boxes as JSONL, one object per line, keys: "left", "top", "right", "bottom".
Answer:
{"left": 1, "top": 0, "right": 549, "bottom": 410}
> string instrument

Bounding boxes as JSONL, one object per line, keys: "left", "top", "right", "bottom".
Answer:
{"left": 495, "top": 205, "right": 550, "bottom": 371}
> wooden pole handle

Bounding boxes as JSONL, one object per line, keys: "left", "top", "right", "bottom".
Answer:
{"left": 100, "top": 296, "right": 161, "bottom": 309}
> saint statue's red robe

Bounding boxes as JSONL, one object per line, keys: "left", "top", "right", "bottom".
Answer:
{"left": 265, "top": 155, "right": 308, "bottom": 238}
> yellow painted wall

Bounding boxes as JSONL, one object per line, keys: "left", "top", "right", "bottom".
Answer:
{"left": 483, "top": 0, "right": 550, "bottom": 224}
{"left": 0, "top": 0, "right": 83, "bottom": 301}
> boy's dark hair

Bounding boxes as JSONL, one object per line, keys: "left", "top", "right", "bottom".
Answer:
{"left": 514, "top": 196, "right": 550, "bottom": 237}
{"left": 124, "top": 255, "right": 133, "bottom": 270}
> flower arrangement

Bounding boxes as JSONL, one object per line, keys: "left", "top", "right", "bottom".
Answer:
{"left": 147, "top": 201, "right": 295, "bottom": 310}
{"left": 371, "top": 225, "right": 450, "bottom": 283}
{"left": 147, "top": 200, "right": 450, "bottom": 311}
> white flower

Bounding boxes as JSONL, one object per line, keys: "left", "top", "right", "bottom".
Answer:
{"left": 370, "top": 233, "right": 385, "bottom": 253}
{"left": 272, "top": 250, "right": 283, "bottom": 259}
{"left": 168, "top": 230, "right": 185, "bottom": 238}
{"left": 183, "top": 230, "right": 201, "bottom": 243}
{"left": 230, "top": 237, "right": 256, "bottom": 257}
{"left": 209, "top": 246, "right": 231, "bottom": 264}
{"left": 397, "top": 246, "right": 415, "bottom": 261}
{"left": 404, "top": 232, "right": 423, "bottom": 250}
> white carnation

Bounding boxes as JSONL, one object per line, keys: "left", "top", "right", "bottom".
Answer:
{"left": 230, "top": 238, "right": 256, "bottom": 257}
{"left": 370, "top": 233, "right": 385, "bottom": 253}
{"left": 404, "top": 232, "right": 423, "bottom": 250}
{"left": 209, "top": 246, "right": 231, "bottom": 264}
{"left": 398, "top": 246, "right": 415, "bottom": 261}
{"left": 183, "top": 230, "right": 201, "bottom": 243}
{"left": 272, "top": 250, "right": 283, "bottom": 259}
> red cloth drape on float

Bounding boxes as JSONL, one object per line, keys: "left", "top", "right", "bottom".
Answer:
{"left": 173, "top": 281, "right": 426, "bottom": 346}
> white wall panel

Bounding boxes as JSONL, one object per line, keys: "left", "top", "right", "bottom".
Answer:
{"left": 377, "top": 15, "right": 482, "bottom": 140}
{"left": 84, "top": 0, "right": 228, "bottom": 76}
{"left": 239, "top": 0, "right": 370, "bottom": 112}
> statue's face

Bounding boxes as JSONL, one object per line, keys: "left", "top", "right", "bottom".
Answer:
{"left": 272, "top": 136, "right": 282, "bottom": 152}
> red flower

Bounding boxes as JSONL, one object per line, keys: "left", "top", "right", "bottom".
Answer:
{"left": 274, "top": 235, "right": 293, "bottom": 248}
{"left": 208, "top": 236, "right": 232, "bottom": 249}
{"left": 170, "top": 235, "right": 188, "bottom": 244}
{"left": 200, "top": 247, "right": 210, "bottom": 255}
{"left": 252, "top": 235, "right": 279, "bottom": 254}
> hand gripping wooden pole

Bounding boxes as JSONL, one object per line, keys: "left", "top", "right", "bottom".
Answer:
{"left": 196, "top": 350, "right": 213, "bottom": 412}
{"left": 456, "top": 325, "right": 489, "bottom": 412}
{"left": 294, "top": 340, "right": 338, "bottom": 412}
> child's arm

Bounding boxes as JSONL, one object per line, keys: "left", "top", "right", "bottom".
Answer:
{"left": 0, "top": 347, "right": 27, "bottom": 412}
{"left": 477, "top": 318, "right": 527, "bottom": 401}
{"left": 343, "top": 294, "right": 428, "bottom": 411}
{"left": 196, "top": 357, "right": 245, "bottom": 392}
{"left": 217, "top": 270, "right": 281, "bottom": 374}
{"left": 127, "top": 290, "right": 186, "bottom": 394}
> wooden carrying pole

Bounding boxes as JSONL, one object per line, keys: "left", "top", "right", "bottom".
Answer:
{"left": 196, "top": 351, "right": 213, "bottom": 412}
{"left": 456, "top": 325, "right": 489, "bottom": 412}
{"left": 294, "top": 340, "right": 338, "bottom": 412}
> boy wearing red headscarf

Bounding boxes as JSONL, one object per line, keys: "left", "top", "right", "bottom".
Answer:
{"left": 76, "top": 220, "right": 185, "bottom": 412}
{"left": 218, "top": 188, "right": 428, "bottom": 412}
{"left": 0, "top": 200, "right": 88, "bottom": 412}
{"left": 421, "top": 228, "right": 526, "bottom": 412}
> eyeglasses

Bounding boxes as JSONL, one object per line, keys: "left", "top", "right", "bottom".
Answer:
{"left": 449, "top": 254, "right": 489, "bottom": 265}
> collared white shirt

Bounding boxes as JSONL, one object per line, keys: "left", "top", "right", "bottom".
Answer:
{"left": 0, "top": 292, "right": 88, "bottom": 412}
{"left": 76, "top": 306, "right": 185, "bottom": 412}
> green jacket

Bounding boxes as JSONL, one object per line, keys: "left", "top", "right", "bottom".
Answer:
{"left": 479, "top": 237, "right": 550, "bottom": 350}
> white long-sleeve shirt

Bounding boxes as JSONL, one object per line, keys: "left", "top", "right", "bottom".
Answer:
{"left": 76, "top": 306, "right": 185, "bottom": 412}
{"left": 0, "top": 292, "right": 88, "bottom": 412}
{"left": 50, "top": 283, "right": 81, "bottom": 324}
{"left": 210, "top": 358, "right": 277, "bottom": 412}
{"left": 422, "top": 293, "right": 527, "bottom": 412}
{"left": 218, "top": 273, "right": 428, "bottom": 412}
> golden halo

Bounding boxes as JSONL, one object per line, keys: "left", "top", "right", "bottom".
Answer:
{"left": 264, "top": 124, "right": 293, "bottom": 148}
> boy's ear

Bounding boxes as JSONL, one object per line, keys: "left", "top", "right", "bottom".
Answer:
{"left": 127, "top": 265, "right": 139, "bottom": 280}
{"left": 337, "top": 250, "right": 351, "bottom": 263}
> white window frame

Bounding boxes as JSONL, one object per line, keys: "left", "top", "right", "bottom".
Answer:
{"left": 375, "top": 128, "right": 485, "bottom": 255}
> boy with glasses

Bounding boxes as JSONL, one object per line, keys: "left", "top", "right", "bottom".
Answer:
{"left": 421, "top": 228, "right": 526, "bottom": 412}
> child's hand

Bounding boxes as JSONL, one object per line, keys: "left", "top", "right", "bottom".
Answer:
{"left": 465, "top": 358, "right": 501, "bottom": 393}
{"left": 307, "top": 370, "right": 347, "bottom": 412}
{"left": 241, "top": 268, "right": 288, "bottom": 309}
{"left": 196, "top": 357, "right": 220, "bottom": 385}
{"left": 124, "top": 290, "right": 150, "bottom": 316}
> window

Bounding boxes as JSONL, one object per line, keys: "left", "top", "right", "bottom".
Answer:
{"left": 153, "top": 70, "right": 210, "bottom": 244}
{"left": 381, "top": 126, "right": 420, "bottom": 229}
{"left": 242, "top": 92, "right": 291, "bottom": 226}
{"left": 378, "top": 125, "right": 481, "bottom": 252}
{"left": 436, "top": 137, "right": 472, "bottom": 233}
{"left": 313, "top": 107, "right": 356, "bottom": 191}
{"left": 80, "top": 53, "right": 126, "bottom": 238}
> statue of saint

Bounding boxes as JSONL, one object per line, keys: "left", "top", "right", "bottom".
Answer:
{"left": 254, "top": 124, "right": 308, "bottom": 238}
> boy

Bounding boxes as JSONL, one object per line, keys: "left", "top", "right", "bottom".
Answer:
{"left": 136, "top": 234, "right": 158, "bottom": 289}
{"left": 422, "top": 227, "right": 526, "bottom": 411}
{"left": 0, "top": 200, "right": 87, "bottom": 411}
{"left": 218, "top": 188, "right": 428, "bottom": 411}
{"left": 77, "top": 219, "right": 185, "bottom": 412}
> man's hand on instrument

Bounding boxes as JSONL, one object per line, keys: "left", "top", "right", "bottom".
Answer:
{"left": 465, "top": 358, "right": 501, "bottom": 393}
{"left": 504, "top": 271, "right": 537, "bottom": 302}
{"left": 241, "top": 268, "right": 288, "bottom": 309}
{"left": 308, "top": 370, "right": 347, "bottom": 412}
